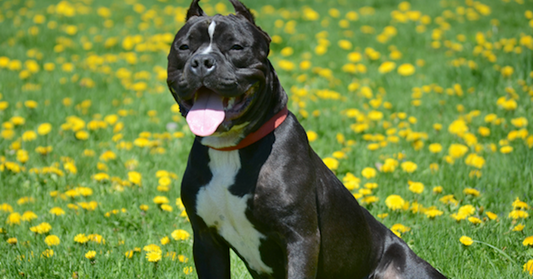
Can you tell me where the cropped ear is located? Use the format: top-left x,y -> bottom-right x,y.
228,0 -> 255,24
228,0 -> 271,44
186,0 -> 206,21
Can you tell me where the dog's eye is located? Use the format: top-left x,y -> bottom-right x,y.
179,44 -> 190,50
231,44 -> 244,50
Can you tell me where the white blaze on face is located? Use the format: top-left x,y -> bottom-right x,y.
201,20 -> 217,54
195,149 -> 273,275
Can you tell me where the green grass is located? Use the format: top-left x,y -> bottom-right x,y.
1,0 -> 533,278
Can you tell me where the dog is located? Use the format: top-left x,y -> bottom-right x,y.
167,0 -> 447,278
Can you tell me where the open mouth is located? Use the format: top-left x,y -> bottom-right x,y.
183,83 -> 258,137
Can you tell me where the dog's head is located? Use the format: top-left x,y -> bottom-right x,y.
167,0 -> 286,141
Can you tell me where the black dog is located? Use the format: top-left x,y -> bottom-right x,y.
167,0 -> 447,278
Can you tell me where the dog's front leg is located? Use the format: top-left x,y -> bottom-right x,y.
192,227 -> 231,279
285,232 -> 320,279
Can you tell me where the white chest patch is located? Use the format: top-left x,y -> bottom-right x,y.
195,149 -> 273,274
201,20 -> 216,54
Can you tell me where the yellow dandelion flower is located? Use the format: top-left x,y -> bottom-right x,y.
385,195 -> 405,211
408,181 -> 424,194
128,171 -> 142,186
74,234 -> 89,244
500,146 -> 513,154
21,211 -> 38,222
378,61 -> 396,74
391,223 -> 411,234
85,250 -> 96,260
7,237 -> 17,244
460,236 -> 474,246
323,157 -> 339,171
37,123 -> 52,135
146,251 -> 162,262
171,229 -> 191,241
361,167 -> 377,179
45,235 -> 60,246
486,211 -> 498,220
424,208 -> 443,218
513,224 -> 525,232
468,217 -> 482,225
513,198 -> 530,210
6,212 -> 22,225
42,249 -> 54,258
306,131 -> 318,142
75,130 -> 89,140
400,161 -> 417,173
432,186 -> 443,193
397,63 -> 415,76
143,244 -> 162,254
125,250 -> 135,259
463,188 -> 480,197
30,222 -> 52,234
525,259 -> 533,275
153,196 -> 169,204
449,144 -> 469,158
161,204 -> 173,212
509,210 -> 529,219
161,236 -> 170,245
428,143 -> 442,153
524,236 -> 533,246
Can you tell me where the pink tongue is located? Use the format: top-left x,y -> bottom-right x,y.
186,89 -> 225,137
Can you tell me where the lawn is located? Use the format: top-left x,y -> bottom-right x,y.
1,0 -> 533,278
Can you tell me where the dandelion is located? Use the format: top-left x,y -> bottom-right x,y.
171,229 -> 190,241
397,63 -> 415,76
378,61 -> 396,74
30,222 -> 52,234
21,211 -> 38,222
460,236 -> 474,246
401,161 -> 417,173
424,208 -> 443,218
74,234 -> 89,244
143,244 -> 162,254
468,217 -> 482,225
361,167 -> 377,179
524,236 -> 533,246
42,249 -> 54,258
500,146 -> 513,154
408,181 -> 424,194
7,237 -> 17,245
128,171 -> 142,186
146,251 -> 162,262
428,143 -> 442,153
45,235 -> 60,246
513,224 -> 525,232
85,250 -> 96,260
161,236 -> 170,245
323,157 -> 339,171
509,210 -> 529,219
449,144 -> 469,158
486,211 -> 498,220
525,260 -> 533,275
385,195 -> 405,211
432,186 -> 443,193
37,123 -> 52,135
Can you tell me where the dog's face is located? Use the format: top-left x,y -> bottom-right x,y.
167,0 -> 271,137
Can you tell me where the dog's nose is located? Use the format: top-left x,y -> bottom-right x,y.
190,54 -> 216,77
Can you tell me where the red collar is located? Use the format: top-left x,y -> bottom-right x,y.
211,106 -> 289,151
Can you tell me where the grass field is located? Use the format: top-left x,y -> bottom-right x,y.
1,0 -> 533,278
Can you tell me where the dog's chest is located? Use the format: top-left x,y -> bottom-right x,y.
195,149 -> 273,274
